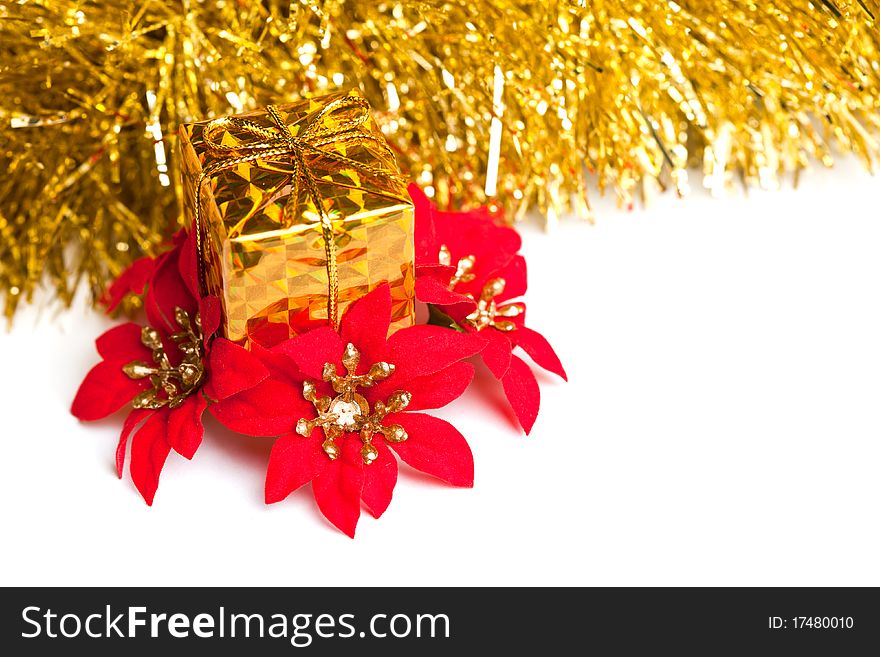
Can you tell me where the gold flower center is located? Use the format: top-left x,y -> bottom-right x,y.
438,245 -> 524,332
122,307 -> 205,409
296,342 -> 411,464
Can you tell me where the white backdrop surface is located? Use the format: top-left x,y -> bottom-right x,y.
2,159 -> 879,586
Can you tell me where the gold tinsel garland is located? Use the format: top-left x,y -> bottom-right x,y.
1,1 -> 878,320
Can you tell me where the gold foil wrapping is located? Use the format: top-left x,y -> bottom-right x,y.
180,92 -> 414,347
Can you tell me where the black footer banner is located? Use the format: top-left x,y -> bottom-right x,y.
2,587 -> 877,653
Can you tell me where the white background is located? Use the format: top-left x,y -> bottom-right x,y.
2,159 -> 879,586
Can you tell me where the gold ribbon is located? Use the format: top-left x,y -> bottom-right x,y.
194,95 -> 399,331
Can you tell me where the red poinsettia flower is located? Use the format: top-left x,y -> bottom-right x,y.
412,184 -> 521,318
410,184 -> 567,434
210,283 -> 484,537
72,229 -> 267,504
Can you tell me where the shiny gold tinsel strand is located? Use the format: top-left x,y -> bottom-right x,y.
1,1 -> 878,320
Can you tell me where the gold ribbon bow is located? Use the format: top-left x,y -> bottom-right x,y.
195,95 -> 400,331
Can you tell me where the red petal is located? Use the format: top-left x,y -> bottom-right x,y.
247,321 -> 297,349
490,224 -> 522,263
501,355 -> 540,434
513,326 -> 567,380
117,408 -> 151,478
388,413 -> 474,487
386,324 -> 484,383
205,338 -> 270,400
312,438 -> 364,537
265,431 -> 327,504
414,267 -> 475,309
166,394 -> 207,459
250,341 -> 303,387
176,228 -> 200,300
340,283 -> 391,365
101,256 -> 156,312
71,360 -> 148,421
361,439 -> 398,518
478,329 -> 513,379
410,183 -> 437,266
209,378 -> 306,436
145,247 -> 197,334
392,362 -> 475,411
276,327 -> 344,380
494,255 -> 527,302
200,295 -> 222,342
415,263 -> 453,280
95,323 -> 151,361
129,408 -> 172,506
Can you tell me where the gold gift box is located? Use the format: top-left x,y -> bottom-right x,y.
179,91 -> 415,347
